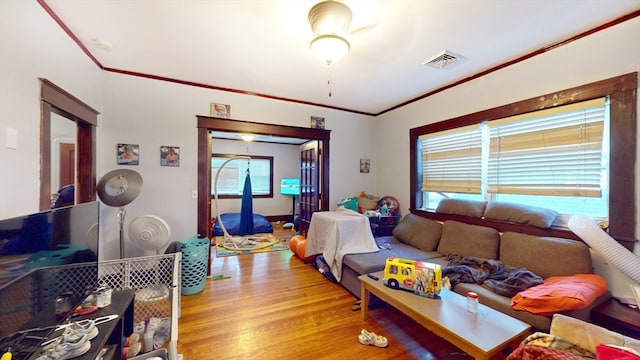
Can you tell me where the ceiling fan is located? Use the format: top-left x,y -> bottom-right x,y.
308,0 -> 376,38
307,1 -> 376,66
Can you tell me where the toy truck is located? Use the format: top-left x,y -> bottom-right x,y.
383,257 -> 442,298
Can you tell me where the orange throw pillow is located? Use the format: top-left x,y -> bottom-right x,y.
511,274 -> 607,315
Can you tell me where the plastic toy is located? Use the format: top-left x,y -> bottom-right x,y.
383,257 -> 442,298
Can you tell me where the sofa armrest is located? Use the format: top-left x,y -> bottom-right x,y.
550,314 -> 640,354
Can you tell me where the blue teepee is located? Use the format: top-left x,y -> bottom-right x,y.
238,171 -> 255,236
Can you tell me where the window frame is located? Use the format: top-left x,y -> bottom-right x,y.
210,153 -> 274,199
409,73 -> 637,250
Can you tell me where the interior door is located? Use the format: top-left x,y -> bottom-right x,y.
59,142 -> 75,189
299,141 -> 321,236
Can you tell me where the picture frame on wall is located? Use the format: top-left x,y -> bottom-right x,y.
311,116 -> 325,129
211,103 -> 231,118
117,143 -> 139,165
160,146 -> 180,167
360,158 -> 370,173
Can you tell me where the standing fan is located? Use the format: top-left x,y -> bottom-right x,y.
97,169 -> 142,258
128,215 -> 171,254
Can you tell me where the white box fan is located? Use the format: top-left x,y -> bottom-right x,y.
128,215 -> 171,254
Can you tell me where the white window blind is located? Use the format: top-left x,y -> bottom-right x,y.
488,97 -> 606,197
420,124 -> 483,194
211,157 -> 271,196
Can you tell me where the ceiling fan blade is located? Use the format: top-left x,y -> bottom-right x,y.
349,23 -> 377,36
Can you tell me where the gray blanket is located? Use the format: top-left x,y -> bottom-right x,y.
443,255 -> 543,297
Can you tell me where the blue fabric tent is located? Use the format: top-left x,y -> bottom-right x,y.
238,172 -> 255,235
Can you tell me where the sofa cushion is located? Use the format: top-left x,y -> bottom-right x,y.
437,221 -> 500,259
483,201 -> 558,228
392,214 -> 442,251
435,199 -> 487,218
500,232 -> 593,278
342,241 -> 442,275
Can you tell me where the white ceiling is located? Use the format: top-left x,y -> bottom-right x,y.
43,0 -> 640,115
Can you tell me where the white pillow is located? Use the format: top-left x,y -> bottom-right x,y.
550,314 -> 640,354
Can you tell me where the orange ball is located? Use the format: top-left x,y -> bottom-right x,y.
295,238 -> 314,263
289,235 -> 304,252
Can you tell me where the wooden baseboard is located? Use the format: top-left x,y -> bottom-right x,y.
266,214 -> 295,223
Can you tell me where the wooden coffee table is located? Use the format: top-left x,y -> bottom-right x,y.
360,271 -> 531,360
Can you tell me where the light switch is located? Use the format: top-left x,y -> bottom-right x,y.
6,127 -> 17,149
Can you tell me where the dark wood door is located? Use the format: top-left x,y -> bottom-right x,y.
59,142 -> 75,189
299,141 -> 321,236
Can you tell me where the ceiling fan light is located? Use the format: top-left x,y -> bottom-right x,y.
310,34 -> 350,65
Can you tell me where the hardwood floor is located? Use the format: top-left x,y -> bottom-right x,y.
177,224 -> 471,359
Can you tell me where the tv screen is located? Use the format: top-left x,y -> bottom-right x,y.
280,178 -> 300,196
0,201 -> 99,344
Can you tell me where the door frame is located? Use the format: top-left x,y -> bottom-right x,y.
196,116 -> 331,241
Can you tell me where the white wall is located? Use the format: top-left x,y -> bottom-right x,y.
0,1 -> 103,219
0,2 -> 376,260
98,73 -> 375,258
375,17 -> 640,299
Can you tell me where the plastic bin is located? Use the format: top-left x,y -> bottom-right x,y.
180,235 -> 210,295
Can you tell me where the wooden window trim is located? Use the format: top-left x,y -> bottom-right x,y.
409,72 -> 638,250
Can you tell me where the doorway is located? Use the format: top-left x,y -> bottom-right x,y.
40,79 -> 99,210
196,116 -> 331,241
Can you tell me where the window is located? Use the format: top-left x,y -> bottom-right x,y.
410,73 -> 636,248
211,154 -> 273,198
421,98 -> 609,223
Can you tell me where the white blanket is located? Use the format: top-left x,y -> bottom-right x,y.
304,210 -> 379,281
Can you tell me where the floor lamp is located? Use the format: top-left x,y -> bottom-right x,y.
96,169 -> 143,259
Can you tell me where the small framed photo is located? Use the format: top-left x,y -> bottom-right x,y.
160,146 -> 180,167
117,143 -> 139,165
211,103 -> 231,118
311,116 -> 325,129
360,158 -> 370,173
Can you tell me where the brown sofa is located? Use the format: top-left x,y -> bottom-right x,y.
340,199 -> 610,332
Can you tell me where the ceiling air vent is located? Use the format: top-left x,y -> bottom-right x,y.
422,50 -> 461,69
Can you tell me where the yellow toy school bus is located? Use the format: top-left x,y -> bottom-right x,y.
383,257 -> 442,298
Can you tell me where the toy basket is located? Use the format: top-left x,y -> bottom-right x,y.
180,235 -> 210,295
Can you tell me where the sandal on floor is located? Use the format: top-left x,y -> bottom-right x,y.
351,300 -> 361,311
358,329 -> 388,348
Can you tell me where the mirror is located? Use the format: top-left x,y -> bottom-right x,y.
39,79 -> 99,211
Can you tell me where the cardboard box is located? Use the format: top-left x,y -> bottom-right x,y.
413,261 -> 442,298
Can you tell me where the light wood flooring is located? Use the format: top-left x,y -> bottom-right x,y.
176,224 -> 472,359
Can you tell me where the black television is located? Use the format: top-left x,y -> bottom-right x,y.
0,201 -> 99,350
